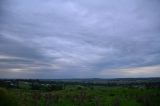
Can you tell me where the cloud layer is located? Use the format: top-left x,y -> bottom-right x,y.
0,0 -> 160,78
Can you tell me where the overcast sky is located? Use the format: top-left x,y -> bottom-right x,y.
0,0 -> 160,79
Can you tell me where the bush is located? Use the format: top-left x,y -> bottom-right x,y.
0,87 -> 18,106
112,97 -> 120,106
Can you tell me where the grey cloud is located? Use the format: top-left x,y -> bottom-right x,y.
0,35 -> 45,60
0,0 -> 160,78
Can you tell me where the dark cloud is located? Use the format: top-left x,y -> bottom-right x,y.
0,0 -> 160,78
0,35 -> 45,60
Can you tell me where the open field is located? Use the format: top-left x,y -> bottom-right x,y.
0,78 -> 160,106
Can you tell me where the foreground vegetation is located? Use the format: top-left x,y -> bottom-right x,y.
0,78 -> 160,106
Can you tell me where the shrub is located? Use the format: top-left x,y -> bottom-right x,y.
112,97 -> 120,106
0,87 -> 18,106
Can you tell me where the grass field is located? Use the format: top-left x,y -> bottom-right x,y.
0,79 -> 160,106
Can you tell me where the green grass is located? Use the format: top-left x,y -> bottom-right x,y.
0,86 -> 160,106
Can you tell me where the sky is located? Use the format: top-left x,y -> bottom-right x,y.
0,0 -> 160,79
